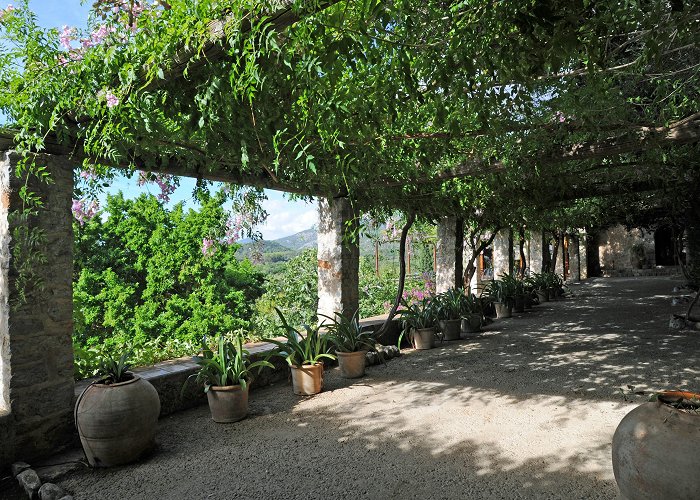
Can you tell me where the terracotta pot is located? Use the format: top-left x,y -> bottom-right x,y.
75,374 -> 160,467
548,287 -> 557,300
206,384 -> 248,423
612,391 -> 700,500
439,319 -> 461,341
290,363 -> 324,395
536,290 -> 549,303
412,327 -> 435,349
524,294 -> 533,309
461,314 -> 482,334
494,302 -> 512,319
336,351 -> 366,378
514,295 -> 525,313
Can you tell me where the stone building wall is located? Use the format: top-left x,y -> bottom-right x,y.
598,224 -> 656,270
0,151 -> 75,467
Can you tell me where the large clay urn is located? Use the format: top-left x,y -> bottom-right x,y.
75,374 -> 161,467
612,391 -> 700,499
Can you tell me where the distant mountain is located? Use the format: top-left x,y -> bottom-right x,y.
274,227 -> 317,251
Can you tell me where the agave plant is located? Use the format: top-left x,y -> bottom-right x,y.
482,276 -> 516,305
319,309 -> 376,353
191,333 -> 274,392
98,349 -> 133,384
268,308 -> 336,367
434,288 -> 466,321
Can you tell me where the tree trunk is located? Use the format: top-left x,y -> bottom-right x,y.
518,226 -> 526,279
378,213 -> 416,336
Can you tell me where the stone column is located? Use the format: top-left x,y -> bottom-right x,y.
492,230 -> 510,278
579,229 -> 588,279
529,230 -> 543,275
317,197 -> 359,322
436,217 -> 463,293
569,234 -> 581,282
1,151 -> 74,465
469,252 -> 483,294
555,235 -> 565,275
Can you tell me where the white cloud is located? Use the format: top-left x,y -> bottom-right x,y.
258,198 -> 318,240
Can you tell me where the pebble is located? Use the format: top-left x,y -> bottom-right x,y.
39,483 -> 66,500
17,469 -> 41,499
11,461 -> 31,478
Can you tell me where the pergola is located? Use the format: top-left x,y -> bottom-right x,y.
1,0 -> 699,468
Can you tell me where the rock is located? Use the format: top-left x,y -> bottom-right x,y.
58,497 -> 74,500
17,469 -> 41,499
365,352 -> 377,366
11,461 -> 31,477
39,483 -> 66,500
669,314 -> 686,330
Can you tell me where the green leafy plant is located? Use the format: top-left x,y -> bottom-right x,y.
482,276 -> 516,305
463,292 -> 484,317
268,308 -> 336,367
320,309 -> 376,353
434,288 -> 466,321
189,332 -> 274,392
97,349 -> 133,384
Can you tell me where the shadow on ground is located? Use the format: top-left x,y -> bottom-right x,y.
57,277 -> 697,500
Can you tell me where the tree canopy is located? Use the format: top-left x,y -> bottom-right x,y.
1,0 -> 699,230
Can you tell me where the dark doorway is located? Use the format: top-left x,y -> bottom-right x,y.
655,225 -> 676,266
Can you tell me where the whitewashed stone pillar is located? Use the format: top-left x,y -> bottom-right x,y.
469,253 -> 483,294
317,197 -> 359,322
569,234 -> 581,282
1,151 -> 74,466
436,217 -> 463,293
492,230 -> 510,278
555,236 -> 565,275
579,229 -> 588,279
529,230 -> 543,275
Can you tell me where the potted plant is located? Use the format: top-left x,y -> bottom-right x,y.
461,293 -> 484,334
612,390 -> 700,499
529,273 -> 549,303
434,288 -> 465,341
188,333 -> 274,423
75,350 -> 161,467
513,276 -> 526,313
397,297 -> 438,350
269,308 -> 336,395
483,276 -> 515,319
320,309 -> 377,378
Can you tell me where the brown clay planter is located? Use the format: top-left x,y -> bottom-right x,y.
493,302 -> 512,319
75,374 -> 161,467
206,384 -> 249,423
336,351 -> 366,378
290,363 -> 324,395
612,390 -> 700,500
439,319 -> 461,341
514,295 -> 525,313
412,327 -> 435,350
461,314 -> 482,335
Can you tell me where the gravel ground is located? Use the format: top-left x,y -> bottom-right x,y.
58,277 -> 699,500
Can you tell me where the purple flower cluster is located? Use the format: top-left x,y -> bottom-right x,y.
79,169 -> 98,182
137,171 -> 176,202
72,199 -> 99,225
201,238 -> 216,257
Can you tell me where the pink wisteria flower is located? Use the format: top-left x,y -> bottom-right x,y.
79,169 -> 98,182
0,4 -> 15,22
59,25 -> 75,50
71,199 -> 99,225
98,90 -> 120,108
201,238 -> 216,257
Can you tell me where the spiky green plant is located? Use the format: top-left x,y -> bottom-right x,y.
319,309 -> 376,353
268,308 -> 336,367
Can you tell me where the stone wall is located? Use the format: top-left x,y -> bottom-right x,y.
317,197 -> 359,321
1,152 -> 75,467
599,224 -> 656,270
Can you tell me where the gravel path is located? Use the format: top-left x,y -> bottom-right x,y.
59,277 -> 699,500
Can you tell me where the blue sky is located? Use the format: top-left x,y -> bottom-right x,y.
29,0 -> 318,240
